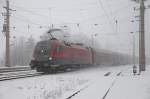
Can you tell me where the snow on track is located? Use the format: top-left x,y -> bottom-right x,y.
0,70 -> 42,81
70,65 -> 150,99
70,69 -> 125,99
106,65 -> 150,99
0,66 -> 31,73
0,65 -> 132,99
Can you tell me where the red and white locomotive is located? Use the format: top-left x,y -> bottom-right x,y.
30,29 -> 95,72
30,38 -> 94,72
30,29 -> 131,72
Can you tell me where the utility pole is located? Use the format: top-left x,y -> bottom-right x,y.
130,32 -> 136,67
139,0 -> 145,72
3,0 -> 15,67
4,0 -> 10,67
133,34 -> 136,67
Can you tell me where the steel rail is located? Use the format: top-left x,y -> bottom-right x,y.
64,68 -> 129,99
0,66 -> 31,73
0,71 -> 42,81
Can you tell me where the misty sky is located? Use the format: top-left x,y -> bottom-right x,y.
0,0 -> 150,60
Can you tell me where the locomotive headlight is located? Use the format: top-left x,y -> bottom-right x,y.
49,57 -> 52,60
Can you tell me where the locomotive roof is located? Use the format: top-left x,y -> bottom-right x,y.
58,40 -> 89,50
69,43 -> 89,49
38,39 -> 90,50
47,28 -> 62,33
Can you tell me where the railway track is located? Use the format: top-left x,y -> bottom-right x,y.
0,65 -> 93,81
0,70 -> 42,81
0,66 -> 43,81
64,67 -> 129,99
64,83 -> 91,99
0,66 -> 31,73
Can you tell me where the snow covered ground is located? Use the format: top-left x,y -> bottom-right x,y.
0,65 -> 149,99
71,65 -> 150,99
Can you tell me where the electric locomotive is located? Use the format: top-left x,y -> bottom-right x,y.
30,29 -> 93,72
30,28 -> 132,72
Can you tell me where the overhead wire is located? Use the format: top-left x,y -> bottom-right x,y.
97,0 -> 117,33
79,3 -> 132,23
10,3 -> 132,31
8,0 -> 134,32
10,1 -> 130,22
11,15 -> 48,28
10,3 -> 67,26
10,3 -> 50,19
9,1 -> 130,22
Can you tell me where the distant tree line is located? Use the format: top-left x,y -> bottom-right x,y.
10,36 -> 36,66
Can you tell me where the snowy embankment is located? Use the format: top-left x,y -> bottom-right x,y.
1,65 -> 149,99
71,65 -> 150,99
0,65 -> 123,99
106,65 -> 150,99
0,74 -> 90,99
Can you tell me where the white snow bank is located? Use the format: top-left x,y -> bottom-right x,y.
0,75 -> 89,99
1,65 -> 147,99
71,65 -> 150,99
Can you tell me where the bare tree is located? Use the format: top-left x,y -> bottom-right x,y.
10,36 -> 35,66
24,36 -> 35,65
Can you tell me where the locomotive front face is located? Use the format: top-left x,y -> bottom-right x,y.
34,40 -> 50,61
31,40 -> 52,68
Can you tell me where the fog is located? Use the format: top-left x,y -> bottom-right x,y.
0,0 -> 150,63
